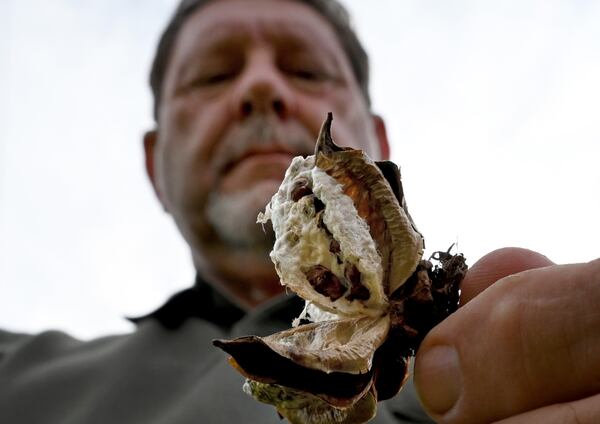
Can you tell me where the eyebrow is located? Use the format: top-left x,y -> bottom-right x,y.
193,19 -> 343,62
171,17 -> 348,87
172,25 -> 246,82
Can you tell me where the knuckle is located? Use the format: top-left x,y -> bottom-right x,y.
561,402 -> 584,424
584,258 -> 600,282
488,292 -> 525,335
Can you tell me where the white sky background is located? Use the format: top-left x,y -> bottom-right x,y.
1,0 -> 598,340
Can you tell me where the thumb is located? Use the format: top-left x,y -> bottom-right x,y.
413,247 -> 563,423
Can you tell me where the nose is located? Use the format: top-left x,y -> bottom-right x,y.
232,51 -> 293,120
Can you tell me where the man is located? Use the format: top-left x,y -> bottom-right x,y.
142,0 -> 390,312
1,0 -> 599,423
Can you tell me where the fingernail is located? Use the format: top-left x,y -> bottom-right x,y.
416,345 -> 462,416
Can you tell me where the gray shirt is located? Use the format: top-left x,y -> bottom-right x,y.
0,281 -> 433,423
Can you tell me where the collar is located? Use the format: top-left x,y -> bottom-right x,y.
128,274 -> 246,330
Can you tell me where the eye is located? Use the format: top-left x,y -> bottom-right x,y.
279,52 -> 334,86
288,68 -> 325,81
193,71 -> 236,87
185,56 -> 243,89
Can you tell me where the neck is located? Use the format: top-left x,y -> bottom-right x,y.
193,245 -> 283,311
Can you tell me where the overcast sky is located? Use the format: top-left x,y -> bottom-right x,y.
1,0 -> 599,340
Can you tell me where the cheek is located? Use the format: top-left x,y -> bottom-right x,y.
295,90 -> 377,156
166,93 -> 222,141
157,98 -> 231,208
154,136 -> 194,211
341,107 -> 378,154
293,89 -> 351,137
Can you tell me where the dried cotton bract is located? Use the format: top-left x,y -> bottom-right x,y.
214,113 -> 467,424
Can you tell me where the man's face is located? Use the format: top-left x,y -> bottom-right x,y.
146,0 -> 388,262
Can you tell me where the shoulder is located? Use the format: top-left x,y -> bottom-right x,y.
0,328 -> 34,357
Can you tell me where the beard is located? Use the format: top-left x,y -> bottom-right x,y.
204,115 -> 315,252
205,184 -> 276,251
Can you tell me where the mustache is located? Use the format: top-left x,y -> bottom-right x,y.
212,116 -> 316,176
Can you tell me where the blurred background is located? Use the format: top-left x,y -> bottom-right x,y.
1,0 -> 598,339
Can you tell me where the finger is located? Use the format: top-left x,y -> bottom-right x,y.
414,258 -> 600,424
493,392 -> 600,424
460,247 -> 554,304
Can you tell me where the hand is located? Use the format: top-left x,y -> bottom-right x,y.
414,247 -> 600,423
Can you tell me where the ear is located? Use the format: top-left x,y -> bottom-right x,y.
372,114 -> 390,160
143,129 -> 167,210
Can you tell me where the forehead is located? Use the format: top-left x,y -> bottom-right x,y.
173,0 -> 348,61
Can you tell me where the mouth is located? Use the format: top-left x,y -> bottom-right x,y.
222,147 -> 302,176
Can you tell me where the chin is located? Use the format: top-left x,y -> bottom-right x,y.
250,178 -> 284,203
206,183 -> 278,249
